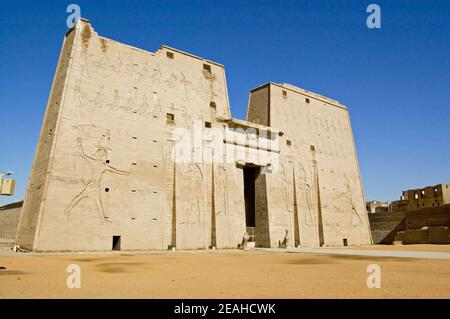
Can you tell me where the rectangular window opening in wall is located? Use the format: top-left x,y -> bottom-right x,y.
105,188 -> 110,192
286,139 -> 292,146
310,145 -> 315,151
210,101 -> 216,108
166,113 -> 175,122
203,63 -> 211,73
166,51 -> 174,59
282,90 -> 287,98
205,121 -> 212,128
305,98 -> 310,104
112,236 -> 121,251
106,160 -> 110,164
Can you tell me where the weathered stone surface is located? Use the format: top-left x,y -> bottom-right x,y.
391,183 -> 450,212
15,19 -> 372,251
369,204 -> 450,244
395,226 -> 450,245
0,201 -> 22,242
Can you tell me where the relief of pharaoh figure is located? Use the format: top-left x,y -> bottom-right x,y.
64,124 -> 130,221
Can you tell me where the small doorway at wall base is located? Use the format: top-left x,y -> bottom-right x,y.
343,238 -> 348,247
112,236 -> 121,251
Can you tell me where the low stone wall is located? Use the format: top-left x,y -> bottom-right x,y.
405,206 -> 450,229
397,226 -> 450,244
0,201 -> 23,242
368,212 -> 406,244
369,204 -> 450,244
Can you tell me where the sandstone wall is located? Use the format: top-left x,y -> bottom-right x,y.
0,202 -> 22,242
369,205 -> 450,244
247,83 -> 372,247
16,19 -> 372,251
16,19 -> 245,251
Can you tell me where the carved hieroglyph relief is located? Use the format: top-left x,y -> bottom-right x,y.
179,163 -> 205,226
64,125 -> 130,221
296,162 -> 316,227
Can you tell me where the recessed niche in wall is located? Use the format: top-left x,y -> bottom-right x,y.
203,63 -> 211,73
166,51 -> 174,59
167,113 -> 175,122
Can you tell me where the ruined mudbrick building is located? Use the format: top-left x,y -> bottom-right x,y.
390,184 -> 450,213
15,19 -> 372,251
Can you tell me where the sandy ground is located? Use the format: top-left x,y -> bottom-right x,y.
1,246 -> 449,298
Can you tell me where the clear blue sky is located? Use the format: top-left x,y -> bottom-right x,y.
0,0 -> 449,206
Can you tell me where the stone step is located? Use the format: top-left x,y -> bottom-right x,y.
0,242 -> 13,248
244,241 -> 256,250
